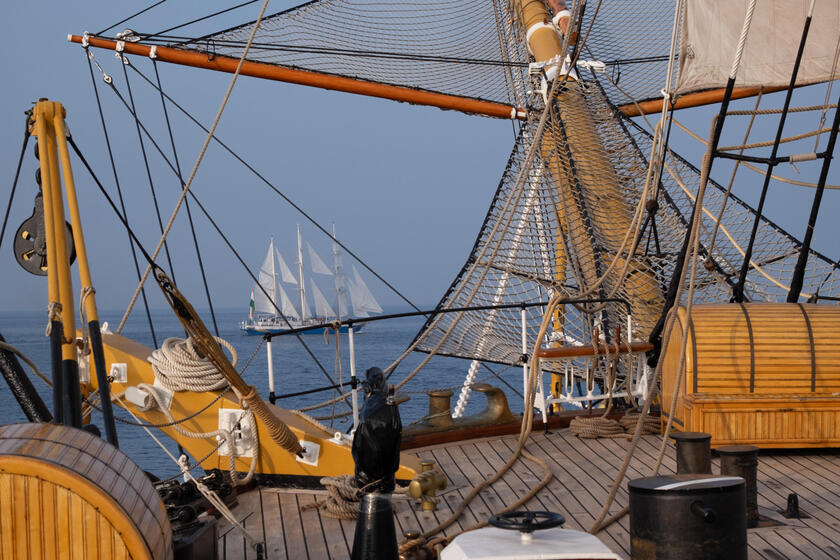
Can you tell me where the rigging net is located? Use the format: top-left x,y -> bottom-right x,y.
411,75 -> 840,374
160,0 -> 530,108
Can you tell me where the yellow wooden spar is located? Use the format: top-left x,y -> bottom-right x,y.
29,99 -> 420,482
511,2 -> 663,405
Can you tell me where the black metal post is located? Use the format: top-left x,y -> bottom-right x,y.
671,432 -> 712,474
732,11 -> 814,302
787,93 -> 840,302
49,319 -> 64,422
88,320 -> 118,446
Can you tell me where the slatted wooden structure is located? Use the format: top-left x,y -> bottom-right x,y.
0,423 -> 172,560
217,429 -> 840,559
662,303 -> 840,447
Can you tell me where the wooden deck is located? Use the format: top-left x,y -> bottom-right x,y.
217,430 -> 840,559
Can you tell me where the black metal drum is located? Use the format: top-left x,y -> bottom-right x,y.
629,474 -> 746,560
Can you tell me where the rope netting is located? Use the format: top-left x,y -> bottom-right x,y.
412,76 -> 840,384
578,0 -> 680,107
165,0 -> 530,107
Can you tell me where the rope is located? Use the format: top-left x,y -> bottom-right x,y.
151,58 -> 220,336
0,341 -> 52,387
0,125 -> 30,252
671,117 -> 840,190
148,336 -> 236,392
118,0 -> 272,333
80,55 -> 345,397
84,49 -> 158,348
113,392 -> 262,549
124,60 -> 423,314
303,474 -> 411,520
569,415 -> 627,439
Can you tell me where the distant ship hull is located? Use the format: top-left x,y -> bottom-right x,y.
240,320 -> 364,335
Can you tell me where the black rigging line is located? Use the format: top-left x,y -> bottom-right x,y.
125,60 -> 424,314
732,11 -> 814,303
119,57 -> 178,286
90,67 -> 342,393
152,59 -> 220,337
96,0 -> 167,36
141,0 -> 260,41
85,51 -> 158,347
0,122 -> 30,251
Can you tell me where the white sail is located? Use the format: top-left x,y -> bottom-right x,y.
308,242 -> 333,275
332,231 -> 350,320
274,247 -> 298,284
349,265 -> 382,316
677,0 -> 840,94
310,280 -> 336,318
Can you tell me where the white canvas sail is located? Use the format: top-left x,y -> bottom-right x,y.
349,265 -> 382,316
310,280 -> 336,318
332,233 -> 350,320
677,0 -> 840,94
252,281 -> 300,320
307,242 -> 333,275
274,247 -> 298,284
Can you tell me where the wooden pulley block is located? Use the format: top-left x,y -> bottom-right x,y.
13,192 -> 75,276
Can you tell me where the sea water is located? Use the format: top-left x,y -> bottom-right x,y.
0,306 -> 526,478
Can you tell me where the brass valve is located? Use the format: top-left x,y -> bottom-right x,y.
408,459 -> 447,511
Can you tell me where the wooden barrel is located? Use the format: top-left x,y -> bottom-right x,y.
0,423 -> 172,559
663,303 -> 840,395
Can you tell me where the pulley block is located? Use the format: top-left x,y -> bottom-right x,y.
13,192 -> 75,276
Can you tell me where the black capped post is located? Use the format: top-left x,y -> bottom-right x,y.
351,367 -> 402,560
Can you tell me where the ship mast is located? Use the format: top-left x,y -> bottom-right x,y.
297,225 -> 308,321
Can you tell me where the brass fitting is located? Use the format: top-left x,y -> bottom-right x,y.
409,459 -> 447,511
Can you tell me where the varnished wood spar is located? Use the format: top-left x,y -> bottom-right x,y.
617,85 -> 790,116
538,341 -> 653,359
68,35 -> 526,120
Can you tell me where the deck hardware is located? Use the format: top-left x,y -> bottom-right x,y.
717,445 -> 760,527
109,362 -> 127,383
670,431 -> 712,474
408,459 -> 447,512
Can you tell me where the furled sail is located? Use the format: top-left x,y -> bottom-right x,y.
676,0 -> 840,95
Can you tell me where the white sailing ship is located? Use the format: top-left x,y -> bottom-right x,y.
240,225 -> 382,335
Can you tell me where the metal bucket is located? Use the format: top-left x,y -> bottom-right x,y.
629,474 -> 746,560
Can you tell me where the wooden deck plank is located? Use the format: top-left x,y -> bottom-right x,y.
278,491 -> 309,559
217,432 -> 840,560
296,494 -> 331,560
258,490 -> 287,560
523,434 -> 630,557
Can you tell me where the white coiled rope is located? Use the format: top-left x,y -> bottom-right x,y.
148,337 -> 237,392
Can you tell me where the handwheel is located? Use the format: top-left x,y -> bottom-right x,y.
488,510 -> 565,533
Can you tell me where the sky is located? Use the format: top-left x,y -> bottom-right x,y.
0,1 -> 838,330
0,0 -> 515,322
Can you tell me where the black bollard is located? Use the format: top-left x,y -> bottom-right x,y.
670,432 -> 712,474
717,445 -> 760,528
351,367 -> 402,560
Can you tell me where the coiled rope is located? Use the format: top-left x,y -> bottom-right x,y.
149,336 -> 236,392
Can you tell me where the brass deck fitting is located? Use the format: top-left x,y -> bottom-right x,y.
409,459 -> 447,511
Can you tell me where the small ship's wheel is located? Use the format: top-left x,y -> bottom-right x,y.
488,510 -> 565,533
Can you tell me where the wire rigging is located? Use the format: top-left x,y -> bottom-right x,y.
76,59 -> 345,396
0,123 -> 30,252
85,50 -> 158,347
95,0 -> 167,36
123,58 -> 424,315
152,59 -> 221,337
